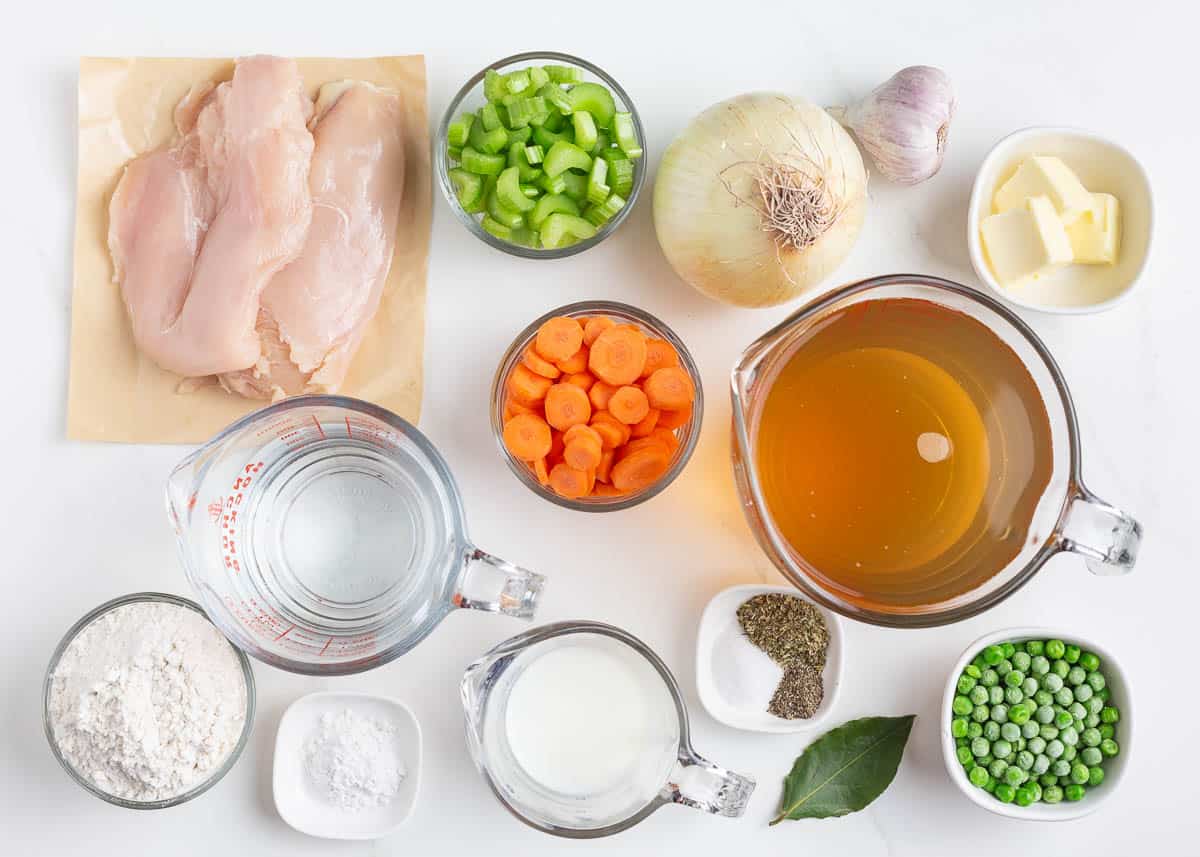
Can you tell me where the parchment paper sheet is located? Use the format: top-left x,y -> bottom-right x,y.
67,56 -> 430,443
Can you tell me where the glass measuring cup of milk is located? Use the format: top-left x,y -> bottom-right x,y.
167,395 -> 545,675
461,621 -> 755,837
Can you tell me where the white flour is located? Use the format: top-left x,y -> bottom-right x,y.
304,708 -> 407,810
48,601 -> 247,802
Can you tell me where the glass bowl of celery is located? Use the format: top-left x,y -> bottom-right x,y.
437,51 -> 646,258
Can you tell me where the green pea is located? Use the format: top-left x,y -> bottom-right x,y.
1042,673 -> 1063,693
1001,642 -> 1016,658
1100,738 -> 1119,757
1079,652 -> 1100,671
1070,762 -> 1089,784
1039,724 -> 1059,741
1054,688 -> 1075,707
967,721 -> 983,739
1101,706 -> 1120,725
978,754 -> 994,766
1026,780 -> 1043,802
1000,722 -> 1020,742
1015,737 -> 1026,752
1085,713 -> 1100,729
1074,683 -> 1093,703
952,695 -> 973,716
1015,750 -> 1035,771
983,644 -> 1004,665
1081,727 -> 1101,747
1004,687 -> 1024,705
1064,644 -> 1081,664
995,660 -> 1013,678
969,765 -> 989,788
1087,696 -> 1104,715
989,759 -> 1008,778
1004,669 -> 1025,688
994,739 -> 1013,759
1063,744 -> 1077,762
965,664 -> 982,679
1021,721 -> 1039,739
1015,786 -> 1036,807
969,685 -> 989,705
1008,703 -> 1031,725
1045,639 -> 1066,659
1069,702 -> 1087,721
1067,666 -> 1087,686
980,668 -> 999,687
983,776 -> 997,794
1099,724 -> 1114,740
1080,747 -> 1102,766
994,783 -> 1016,803
973,704 -> 990,722
1052,659 -> 1070,679
1097,687 -> 1110,702
1021,677 -> 1039,697
1088,766 -> 1105,787
1030,655 -> 1050,676
989,686 -> 1005,705
1043,785 -> 1064,803
951,717 -> 969,738
984,721 -> 1000,741
1012,651 -> 1031,672
1046,739 -> 1064,759
1052,759 -> 1071,777
1087,672 -> 1106,692
972,654 -> 987,670
1036,704 -> 1055,724
956,745 -> 973,765
971,737 -> 991,757
1026,640 -> 1045,657
991,704 -> 1009,723
1004,765 -> 1026,787
1033,754 -> 1050,775
1064,784 -> 1086,802
1055,709 -> 1074,729
1028,736 -> 1046,754
957,737 -> 968,748
1040,773 -> 1058,787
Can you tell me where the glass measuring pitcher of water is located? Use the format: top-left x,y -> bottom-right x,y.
167,395 -> 545,675
461,621 -> 755,838
732,274 -> 1141,628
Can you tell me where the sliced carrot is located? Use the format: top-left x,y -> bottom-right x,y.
544,383 -> 592,431
608,386 -> 650,425
547,430 -> 565,465
592,482 -> 623,497
522,347 -> 561,380
548,462 -> 589,499
504,396 -> 538,421
611,446 -> 671,493
582,315 -> 615,346
655,404 -> 692,430
591,410 -> 632,446
555,346 -> 589,375
564,371 -> 595,391
563,424 -> 602,448
588,380 -> 617,411
651,427 -> 681,453
630,408 -> 660,438
535,316 -> 584,363
596,448 -> 615,483
588,325 -> 648,386
564,435 -> 602,471
619,435 -> 670,460
643,366 -> 695,411
508,363 -> 553,406
503,414 -> 552,461
533,457 -> 550,486
641,338 -> 681,378
583,466 -> 597,495
588,416 -> 625,450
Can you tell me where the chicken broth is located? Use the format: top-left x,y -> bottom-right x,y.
755,298 -> 1054,610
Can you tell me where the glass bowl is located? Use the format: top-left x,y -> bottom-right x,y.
43,592 -> 256,809
437,51 -> 647,259
491,300 -> 703,512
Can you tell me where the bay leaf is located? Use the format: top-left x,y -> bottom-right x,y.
771,714 -> 916,824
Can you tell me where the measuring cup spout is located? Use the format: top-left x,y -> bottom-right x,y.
453,547 -> 545,619
165,451 -> 205,539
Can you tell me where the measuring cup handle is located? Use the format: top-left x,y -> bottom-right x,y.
664,751 -> 755,818
453,547 -> 545,619
1059,485 -> 1141,575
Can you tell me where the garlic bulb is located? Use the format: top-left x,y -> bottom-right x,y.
830,66 -> 955,185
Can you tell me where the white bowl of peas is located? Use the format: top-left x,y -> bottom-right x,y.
941,628 -> 1130,820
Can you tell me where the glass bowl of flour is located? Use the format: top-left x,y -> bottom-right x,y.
42,592 -> 255,809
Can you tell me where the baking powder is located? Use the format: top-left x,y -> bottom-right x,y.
48,600 -> 247,802
304,708 -> 407,810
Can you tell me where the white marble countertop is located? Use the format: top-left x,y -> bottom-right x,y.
2,1 -> 1193,854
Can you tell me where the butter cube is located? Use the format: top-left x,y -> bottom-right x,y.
994,156 -> 1095,224
1066,193 -> 1121,265
981,195 -> 1074,287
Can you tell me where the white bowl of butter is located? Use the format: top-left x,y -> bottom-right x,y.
968,127 -> 1153,313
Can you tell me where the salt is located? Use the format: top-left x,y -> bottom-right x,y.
303,708 -> 407,811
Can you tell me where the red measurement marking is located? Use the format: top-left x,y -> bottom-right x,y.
273,625 -> 295,641
311,415 -> 326,439
345,416 -> 353,438
319,637 -> 333,656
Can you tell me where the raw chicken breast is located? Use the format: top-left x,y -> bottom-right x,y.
109,56 -> 314,378
219,81 -> 406,399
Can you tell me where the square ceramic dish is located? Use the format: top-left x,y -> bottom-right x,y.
941,627 -> 1131,820
696,584 -> 843,733
967,126 -> 1153,313
273,691 -> 422,839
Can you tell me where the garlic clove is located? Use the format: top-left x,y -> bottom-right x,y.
833,66 -> 956,185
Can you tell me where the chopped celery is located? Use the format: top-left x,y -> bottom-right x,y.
538,172 -> 568,195
508,126 -> 532,145
590,131 -> 610,157
542,109 -> 566,133
599,147 -> 627,162
524,144 -> 545,164
560,170 -> 588,203
586,157 -> 611,205
481,214 -> 513,241
486,186 -> 526,228
530,193 -> 581,230
449,168 -> 484,210
461,146 -> 506,176
565,83 -> 616,128
505,69 -> 532,95
607,157 -> 634,197
479,103 -> 503,132
533,124 -> 573,150
583,193 -> 626,226
537,83 -> 574,115
484,69 -> 507,102
464,174 -> 495,214
468,118 -> 508,155
448,112 -> 474,148
520,184 -> 540,198
613,112 -> 642,159
544,64 -> 583,84
497,166 -> 536,213
510,226 -> 540,248
447,146 -> 462,163
507,142 -> 542,182
528,66 -> 550,90
506,95 -> 548,129
544,141 -> 592,177
572,111 -> 598,153
540,212 -> 597,249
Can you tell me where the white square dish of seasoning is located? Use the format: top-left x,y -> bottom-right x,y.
695,584 -> 843,733
273,691 -> 422,840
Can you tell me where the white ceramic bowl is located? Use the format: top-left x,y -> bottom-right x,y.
696,584 -> 843,733
941,627 -> 1131,821
273,691 -> 422,839
967,126 -> 1153,314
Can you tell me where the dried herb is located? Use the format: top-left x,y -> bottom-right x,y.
737,593 -> 830,719
771,715 -> 916,824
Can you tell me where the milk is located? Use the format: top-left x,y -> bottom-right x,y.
503,640 -> 680,802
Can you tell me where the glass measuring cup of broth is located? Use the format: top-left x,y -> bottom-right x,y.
461,621 -> 755,838
167,396 -> 545,675
731,274 -> 1141,628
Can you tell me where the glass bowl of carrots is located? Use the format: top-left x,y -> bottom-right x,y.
437,51 -> 646,258
491,300 -> 703,511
